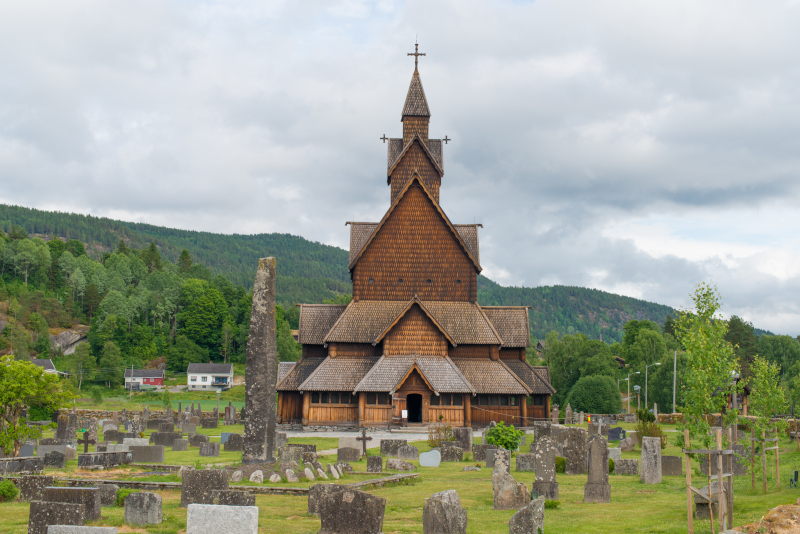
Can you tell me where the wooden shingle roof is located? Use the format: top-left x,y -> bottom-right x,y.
324,300 -> 408,344
299,356 -> 379,392
388,135 -> 444,177
277,357 -> 325,391
450,358 -> 532,395
354,356 -> 474,394
388,138 -> 403,170
424,301 -> 502,345
428,139 -> 443,170
347,223 -> 379,265
298,304 -> 347,345
481,307 -> 530,347
402,71 -> 430,117
453,225 -> 480,264
277,362 -> 295,384
503,360 -> 555,395
388,137 -> 443,172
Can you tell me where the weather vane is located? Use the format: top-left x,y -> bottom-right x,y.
408,42 -> 425,73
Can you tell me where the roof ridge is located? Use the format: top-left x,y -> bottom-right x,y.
322,299 -> 358,344
442,356 -> 476,395
497,359 -> 534,395
402,71 -> 430,118
475,304 -> 504,345
374,298 -> 456,346
388,133 -> 443,177
352,355 -> 388,394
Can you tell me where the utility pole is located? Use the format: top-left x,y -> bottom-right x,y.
672,350 -> 677,414
129,364 -> 133,402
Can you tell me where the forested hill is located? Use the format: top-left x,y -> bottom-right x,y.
2,203 -> 687,342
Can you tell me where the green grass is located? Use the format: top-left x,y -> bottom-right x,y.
5,425 -> 799,533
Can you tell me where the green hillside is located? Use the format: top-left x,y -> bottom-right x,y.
0,203 -> 690,342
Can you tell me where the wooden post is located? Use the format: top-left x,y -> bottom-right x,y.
464,397 -> 472,428
762,430 -> 768,494
716,429 -> 726,533
685,428 -> 693,534
775,426 -> 781,491
276,393 -> 284,424
302,392 -> 310,426
521,396 -> 528,428
726,427 -> 733,528
751,428 -> 756,492
358,392 -> 366,428
545,396 -> 551,422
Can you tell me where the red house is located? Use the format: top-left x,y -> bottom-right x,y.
124,369 -> 165,389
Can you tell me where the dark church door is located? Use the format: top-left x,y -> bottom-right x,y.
407,394 -> 423,423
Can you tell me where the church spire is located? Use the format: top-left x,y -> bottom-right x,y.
402,43 -> 430,119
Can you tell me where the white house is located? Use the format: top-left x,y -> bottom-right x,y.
187,363 -> 234,391
124,369 -> 165,389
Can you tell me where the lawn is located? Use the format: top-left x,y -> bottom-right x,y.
2,424 -> 799,533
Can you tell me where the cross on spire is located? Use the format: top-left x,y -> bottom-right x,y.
408,43 -> 426,73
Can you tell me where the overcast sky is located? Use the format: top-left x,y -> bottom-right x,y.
2,1 -> 799,335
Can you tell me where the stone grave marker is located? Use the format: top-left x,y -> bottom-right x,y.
661,455 -> 682,476
183,423 -> 197,435
337,447 -> 360,463
367,456 -> 382,473
124,492 -> 163,525
186,503 -> 258,534
386,458 -> 416,471
419,450 -> 441,468
578,411 -> 585,424
471,444 -> 493,462
422,490 -> 468,534
564,427 -> 588,475
199,442 -> 220,457
105,444 -> 130,453
515,453 -> 535,472
583,435 -> 611,503
620,437 -> 636,452
19,443 -> 35,457
440,445 -> 463,462
96,483 -> 119,507
130,445 -> 165,464
159,422 -> 174,433
55,415 -> 73,440
551,404 -> 560,423
220,432 -> 232,444
380,439 -> 407,457
149,432 -> 182,447
308,483 -> 348,516
122,438 -> 149,447
615,458 -> 639,475
509,496 -> 545,534
564,403 -> 573,425
189,434 -> 209,447
181,469 -> 229,507
223,434 -> 243,452
640,436 -> 662,484
18,475 -> 56,501
201,418 -> 218,429
318,488 -> 385,534
492,457 -> 530,510
453,427 -> 473,454
397,444 -> 419,460
43,486 -> 101,521
532,435 -> 558,500
608,427 -> 626,442
27,501 -> 86,534
44,451 -> 66,469
213,490 -> 255,507
609,447 -> 622,463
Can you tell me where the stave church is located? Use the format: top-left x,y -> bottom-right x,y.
276,46 -> 555,428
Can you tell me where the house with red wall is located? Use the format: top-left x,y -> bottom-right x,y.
124,369 -> 165,389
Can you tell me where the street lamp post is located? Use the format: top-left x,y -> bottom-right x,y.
627,371 -> 640,414
645,362 -> 661,411
634,385 -> 641,411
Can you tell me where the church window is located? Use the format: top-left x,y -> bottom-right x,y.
533,396 -> 544,406
490,395 -> 500,406
398,278 -> 403,284
456,279 -> 461,284
442,394 -> 451,406
510,396 -> 517,406
369,278 -> 374,284
479,396 -> 489,406
470,396 -> 478,406
430,395 -> 439,406
312,392 -> 319,403
378,393 -> 390,404
426,279 -> 431,284
500,395 -> 509,406
330,392 -> 340,404
367,393 -> 377,404
321,392 -> 329,404
453,395 -> 462,406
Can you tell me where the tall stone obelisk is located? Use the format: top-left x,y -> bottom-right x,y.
242,257 -> 277,464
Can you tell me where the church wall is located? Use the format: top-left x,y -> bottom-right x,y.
328,343 -> 381,358
499,348 -> 526,361
278,392 -> 302,422
353,185 -> 477,301
389,142 -> 441,203
449,345 -> 492,358
302,345 -> 327,358
382,305 -> 448,356
402,117 -> 429,144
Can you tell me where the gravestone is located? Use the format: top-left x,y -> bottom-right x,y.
249,470 -> 263,483
224,434 -> 243,452
220,432 -> 232,444
583,435 -> 611,503
564,427 -> 588,475
380,439 -> 407,457
43,486 -> 101,521
440,446 -> 463,462
189,434 -> 209,447
422,489 -> 468,534
172,439 -> 189,451
452,427 -> 473,454
130,445 -> 164,464
122,438 -> 149,447
77,451 -> 132,469
471,444 -> 493,462
186,503 -> 258,534
564,403 -> 573,425
337,447 -> 360,463
640,437 -> 662,484
181,469 -> 229,507
532,435 -> 558,500
661,455 -> 682,476
149,432 -> 182,447
419,450 -> 441,468
55,415 -> 73,440
96,483 -> 119,506
27,501 -> 85,534
588,420 -> 609,438
102,422 -> 118,433
20,443 -> 35,457
199,442 -> 220,457
146,420 -> 163,431
509,495 -> 545,534
578,411 -> 585,424
386,458 -> 416,471
490,448 -> 510,472
694,481 -> 727,520
515,453 -> 535,472
159,422 -> 174,433
213,490 -> 255,507
609,447 -> 622,463
492,461 -> 530,510
608,427 -> 626,442
317,488 -> 386,534
242,257 -> 278,465
44,451 -> 66,469
397,444 -> 419,460
327,463 -> 340,480
105,444 -> 130,453
615,458 -> 639,475
182,423 -> 197,435
620,437 -> 636,452
303,467 -> 316,481
201,419 -> 218,429
43,527 -> 116,533
700,443 -> 748,476
308,483 -> 348,516
367,456 -> 383,473
481,421 -> 497,444
102,430 -> 119,443
551,405 -> 559,423
18,475 -> 56,501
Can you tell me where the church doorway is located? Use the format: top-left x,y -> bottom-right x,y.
406,394 -> 423,423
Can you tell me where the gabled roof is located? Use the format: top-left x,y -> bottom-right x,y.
387,137 -> 443,172
277,357 -> 325,391
124,369 -> 164,379
349,175 -> 481,271
533,366 -> 551,385
277,362 -> 296,384
374,299 -> 455,346
481,307 -> 530,347
503,360 -> 556,395
354,356 -> 475,394
388,138 -> 403,170
453,225 -> 480,263
348,221 -> 479,266
450,358 -> 532,395
298,356 -> 379,392
428,139 -> 443,170
402,71 -> 430,117
187,363 -> 233,375
323,299 -> 502,346
298,304 -> 348,345
31,359 -> 56,372
387,134 -> 444,177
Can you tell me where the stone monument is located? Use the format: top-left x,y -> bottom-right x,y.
583,434 -> 611,503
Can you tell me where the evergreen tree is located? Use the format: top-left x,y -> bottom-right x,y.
178,249 -> 193,273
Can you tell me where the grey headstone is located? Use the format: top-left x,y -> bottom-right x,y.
620,437 -> 636,452
318,488 -> 386,534
386,458 -> 416,471
492,469 -> 530,510
440,446 -> 463,462
509,496 -> 545,534
515,453 -> 535,472
181,469 -> 229,507
583,435 -> 610,503
159,422 -> 174,433
379,439 -> 407,457
20,443 -> 35,457
18,475 -> 57,501
422,489 -> 468,534
27,501 -> 85,534
122,438 -> 149,447
452,427 -> 473,454
640,437 -> 662,484
471,444 -> 492,462
130,445 -> 164,464
367,456 -> 383,473
337,447 -> 360,463
532,435 -> 558,500
608,427 -> 626,442
95,484 -> 118,507
609,447 -> 622,463
186,503 -> 258,534
419,450 -> 441,467
182,423 -> 197,435
564,427 -> 588,475
43,486 -> 101,521
44,451 -> 66,469
149,432 -> 182,447
484,448 -> 498,468
615,458 -> 639,475
338,437 -> 360,450
242,257 -> 278,465
37,444 -> 67,458
105,444 -> 130,453
308,483 -> 347,516
199,442 -> 220,457
172,439 -> 188,451
212,490 -> 255,507
662,455 -> 682,476
189,434 -> 209,447
46,527 -> 117,533
220,432 -> 232,444
223,434 -> 243,452
397,444 -> 419,460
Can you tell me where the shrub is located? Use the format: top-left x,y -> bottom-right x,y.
635,420 -> 667,449
608,458 -> 615,474
486,422 -> 525,451
0,480 -> 19,502
544,500 -> 560,509
90,386 -> 104,405
27,404 -> 52,421
427,423 -> 454,448
116,489 -> 139,507
555,456 -> 565,474
566,375 -> 622,414
637,409 -> 655,423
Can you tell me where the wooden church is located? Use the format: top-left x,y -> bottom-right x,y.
277,47 -> 554,428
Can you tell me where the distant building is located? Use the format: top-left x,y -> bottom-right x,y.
187,363 -> 234,391
31,358 -> 57,373
124,369 -> 165,389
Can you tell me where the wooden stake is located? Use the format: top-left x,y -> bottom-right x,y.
762,430 -> 768,494
751,428 -> 756,492
717,429 -> 726,532
726,427 -> 733,528
775,426 -> 780,491
685,428 -> 693,534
